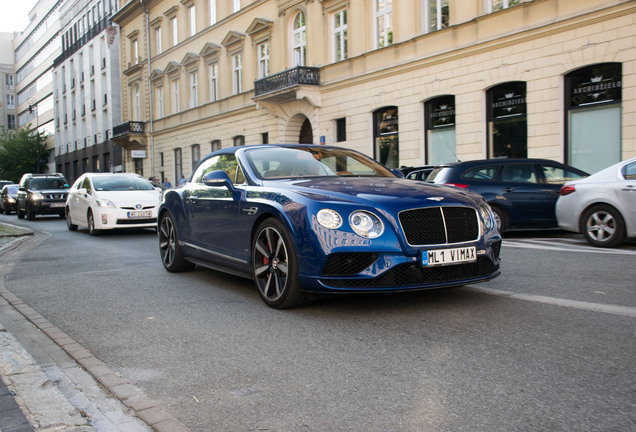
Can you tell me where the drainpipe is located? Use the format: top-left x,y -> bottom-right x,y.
141,0 -> 155,179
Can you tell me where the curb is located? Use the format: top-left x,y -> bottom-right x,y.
0,228 -> 190,432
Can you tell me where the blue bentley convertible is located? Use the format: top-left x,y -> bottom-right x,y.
158,144 -> 502,308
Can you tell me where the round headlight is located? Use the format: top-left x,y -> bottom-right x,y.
317,209 -> 343,229
480,204 -> 496,232
349,211 -> 384,239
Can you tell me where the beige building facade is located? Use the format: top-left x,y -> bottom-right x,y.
112,0 -> 635,184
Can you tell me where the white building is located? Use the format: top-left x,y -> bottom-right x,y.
13,0 -> 62,174
53,0 -> 122,183
0,32 -> 16,132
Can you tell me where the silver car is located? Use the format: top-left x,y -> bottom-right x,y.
556,157 -> 636,247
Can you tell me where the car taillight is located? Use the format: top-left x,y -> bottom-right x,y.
445,183 -> 469,189
559,185 -> 576,196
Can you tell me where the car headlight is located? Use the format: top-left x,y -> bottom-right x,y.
29,192 -> 43,201
480,204 -> 496,232
7,197 -> 15,203
317,209 -> 343,229
95,198 -> 116,208
349,211 -> 384,239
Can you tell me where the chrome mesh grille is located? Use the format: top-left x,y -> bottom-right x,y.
398,206 -> 479,246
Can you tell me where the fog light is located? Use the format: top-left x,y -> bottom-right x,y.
101,215 -> 108,224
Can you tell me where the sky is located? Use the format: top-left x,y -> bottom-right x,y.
0,0 -> 39,33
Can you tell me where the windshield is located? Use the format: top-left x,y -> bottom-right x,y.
246,146 -> 395,179
5,185 -> 18,194
92,175 -> 155,191
30,178 -> 68,190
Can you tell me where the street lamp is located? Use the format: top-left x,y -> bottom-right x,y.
27,97 -> 40,174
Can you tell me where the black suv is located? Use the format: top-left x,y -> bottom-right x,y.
16,173 -> 70,220
427,159 -> 588,231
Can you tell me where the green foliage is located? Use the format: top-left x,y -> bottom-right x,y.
0,125 -> 50,182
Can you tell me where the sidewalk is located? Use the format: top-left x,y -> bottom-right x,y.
0,221 -> 188,432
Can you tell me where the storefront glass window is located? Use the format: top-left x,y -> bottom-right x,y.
374,106 -> 399,168
487,82 -> 527,158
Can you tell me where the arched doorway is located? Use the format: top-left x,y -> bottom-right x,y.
299,118 -> 313,144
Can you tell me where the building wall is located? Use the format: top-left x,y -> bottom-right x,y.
0,32 -> 17,132
112,0 -> 635,183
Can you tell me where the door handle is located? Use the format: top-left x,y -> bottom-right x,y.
502,187 -> 515,192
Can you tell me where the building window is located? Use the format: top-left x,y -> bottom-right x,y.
155,27 -> 162,55
172,79 -> 180,113
333,9 -> 348,61
209,0 -> 216,24
5,74 -> 14,89
232,53 -> 242,95
375,0 -> 393,48
426,0 -> 449,32
208,63 -> 218,102
565,63 -> 622,173
174,148 -> 183,184
233,135 -> 245,146
191,144 -> 201,169
211,139 -> 221,151
189,72 -> 198,108
133,84 -> 141,120
489,0 -> 521,13
292,12 -> 306,66
258,42 -> 270,78
132,39 -> 139,64
232,0 -> 240,13
156,86 -> 164,118
261,132 -> 269,144
335,118 -> 346,142
189,5 -> 196,36
7,114 -> 15,130
374,106 -> 399,168
6,94 -> 15,107
487,82 -> 527,158
425,95 -> 456,165
171,17 -> 178,46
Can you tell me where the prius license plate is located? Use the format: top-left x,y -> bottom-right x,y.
421,246 -> 476,267
127,210 -> 151,218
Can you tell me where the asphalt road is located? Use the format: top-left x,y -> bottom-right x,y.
2,213 -> 635,432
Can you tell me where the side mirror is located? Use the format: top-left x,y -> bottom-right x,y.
77,188 -> 88,195
202,170 -> 234,189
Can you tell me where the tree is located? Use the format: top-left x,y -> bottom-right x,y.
0,125 -> 50,182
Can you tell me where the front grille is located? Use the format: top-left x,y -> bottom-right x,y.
322,253 -> 379,276
116,218 -> 157,225
120,206 -> 156,210
43,193 -> 67,200
320,257 -> 498,289
399,206 -> 479,246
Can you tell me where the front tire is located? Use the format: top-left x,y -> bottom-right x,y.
26,204 -> 35,220
252,218 -> 308,309
66,208 -> 78,231
491,205 -> 507,232
581,204 -> 625,248
159,212 -> 194,272
87,211 -> 101,236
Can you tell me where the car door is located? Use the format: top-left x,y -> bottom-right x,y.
539,163 -> 588,225
183,154 -> 250,264
70,176 -> 93,225
617,161 -> 636,229
496,163 -> 550,227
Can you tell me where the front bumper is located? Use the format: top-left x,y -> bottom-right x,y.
93,207 -> 158,230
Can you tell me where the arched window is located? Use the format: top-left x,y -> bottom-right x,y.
425,95 -> 456,164
487,82 -> 527,158
191,144 -> 201,169
374,106 -> 399,168
292,12 -> 306,66
565,63 -> 622,173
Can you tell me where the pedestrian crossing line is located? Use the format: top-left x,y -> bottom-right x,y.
468,286 -> 636,318
502,240 -> 636,255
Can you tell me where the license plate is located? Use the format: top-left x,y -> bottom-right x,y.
421,246 -> 476,267
127,210 -> 152,218
50,203 -> 65,208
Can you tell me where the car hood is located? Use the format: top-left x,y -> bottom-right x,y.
270,177 -> 483,208
95,190 -> 161,206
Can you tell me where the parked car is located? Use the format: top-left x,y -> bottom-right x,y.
16,173 -> 70,220
158,144 -> 502,309
556,157 -> 636,248
426,158 -> 588,231
0,184 -> 19,214
399,165 -> 435,181
66,173 -> 162,236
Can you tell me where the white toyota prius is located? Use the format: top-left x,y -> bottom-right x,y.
66,173 -> 162,236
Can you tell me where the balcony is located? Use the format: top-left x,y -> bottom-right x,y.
253,67 -> 321,107
112,121 -> 146,149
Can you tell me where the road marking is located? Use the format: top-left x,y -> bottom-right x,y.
468,286 -> 636,318
503,239 -> 636,255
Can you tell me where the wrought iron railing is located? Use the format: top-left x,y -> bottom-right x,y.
113,121 -> 145,137
254,66 -> 320,97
